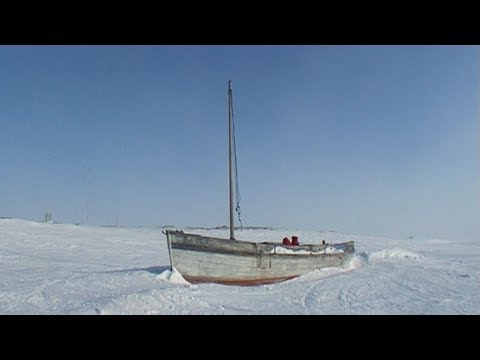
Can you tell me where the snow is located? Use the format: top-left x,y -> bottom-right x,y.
325,246 -> 344,254
157,267 -> 190,285
0,218 -> 478,314
366,248 -> 424,264
272,245 -> 344,255
273,247 -> 310,254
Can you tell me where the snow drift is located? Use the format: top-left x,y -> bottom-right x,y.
0,219 -> 478,314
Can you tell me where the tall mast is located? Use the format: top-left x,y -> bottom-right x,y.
228,80 -> 235,240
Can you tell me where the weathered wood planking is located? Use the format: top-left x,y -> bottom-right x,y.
165,230 -> 355,286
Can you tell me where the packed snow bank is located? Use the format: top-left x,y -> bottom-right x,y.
366,248 -> 424,264
342,254 -> 365,270
157,267 -> 190,285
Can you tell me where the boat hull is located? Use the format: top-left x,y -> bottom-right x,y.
166,230 -> 355,286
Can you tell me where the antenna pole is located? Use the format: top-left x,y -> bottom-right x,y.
228,80 -> 235,240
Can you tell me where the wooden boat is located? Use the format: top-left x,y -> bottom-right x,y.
165,81 -> 355,286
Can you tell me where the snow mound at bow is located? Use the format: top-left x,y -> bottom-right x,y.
157,267 -> 190,285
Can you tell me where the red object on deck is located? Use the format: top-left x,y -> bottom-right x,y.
282,237 -> 291,245
291,236 -> 299,246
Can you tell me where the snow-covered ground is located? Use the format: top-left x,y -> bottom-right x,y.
0,218 -> 478,314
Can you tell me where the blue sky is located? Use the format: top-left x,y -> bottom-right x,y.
0,45 -> 478,240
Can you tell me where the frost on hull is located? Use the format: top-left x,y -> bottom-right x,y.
165,230 -> 355,286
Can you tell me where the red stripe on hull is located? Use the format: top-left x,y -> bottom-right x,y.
183,275 -> 298,286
